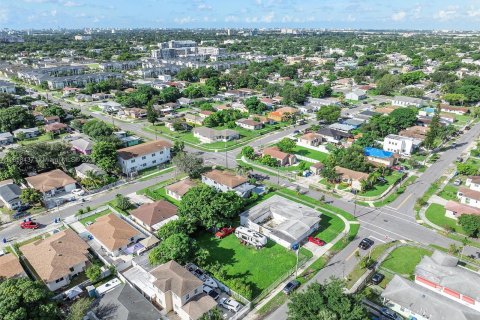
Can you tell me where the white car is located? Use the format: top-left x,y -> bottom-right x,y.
220,298 -> 242,312
71,188 -> 85,196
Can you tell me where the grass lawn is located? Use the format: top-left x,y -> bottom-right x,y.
18,133 -> 57,146
79,209 -> 111,225
380,246 -> 432,277
196,233 -> 302,299
438,184 -> 458,201
314,211 -> 346,243
144,187 -> 181,206
292,146 -> 329,162
89,106 -> 102,112
359,172 -> 403,197
425,203 -> 465,234
257,292 -> 288,316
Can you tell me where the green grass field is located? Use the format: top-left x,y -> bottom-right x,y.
438,184 -> 459,201
359,172 -> 403,197
144,187 -> 181,206
314,212 -> 346,243
79,209 -> 111,225
196,233 -> 304,299
380,246 -> 432,277
292,146 -> 329,162
425,203 -> 465,234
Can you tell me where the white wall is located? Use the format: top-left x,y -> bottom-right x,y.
119,148 -> 171,174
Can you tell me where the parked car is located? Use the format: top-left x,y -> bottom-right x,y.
308,236 -> 326,246
453,179 -> 462,186
12,210 -> 30,220
358,238 -> 374,250
220,298 -> 242,312
215,227 -> 235,239
203,286 -> 220,300
380,307 -> 402,320
371,273 -> 385,285
20,221 -> 39,229
71,188 -> 85,196
282,280 -> 300,294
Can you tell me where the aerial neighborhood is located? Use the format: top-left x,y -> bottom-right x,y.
1,5 -> 480,320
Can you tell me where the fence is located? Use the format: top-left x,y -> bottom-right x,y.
67,206 -> 109,223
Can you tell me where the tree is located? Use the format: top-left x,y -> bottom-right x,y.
149,233 -> 202,265
156,219 -> 188,240
199,308 -> 223,320
309,84 -> 332,98
172,151 -> 204,178
241,146 -> 255,160
458,214 -> 480,237
146,105 -> 157,125
115,194 -> 132,211
85,264 -> 102,282
172,140 -> 185,155
321,166 -> 340,182
0,278 -> 60,320
82,119 -> 113,139
0,106 -> 35,132
0,93 -> 15,108
276,138 -> 296,153
244,97 -> 268,114
456,163 -> 478,176
42,105 -> 67,120
376,74 -> 401,95
91,141 -> 118,173
443,93 -> 466,105
260,154 -> 279,167
20,188 -> 42,207
67,298 -> 92,320
281,83 -> 307,105
287,278 -> 368,320
178,185 -> 245,231
424,106 -> 441,149
389,108 -> 418,130
316,105 -> 341,124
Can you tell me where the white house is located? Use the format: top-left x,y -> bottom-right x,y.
25,169 -> 77,197
345,89 -> 367,101
465,176 -> 480,192
201,169 -> 255,198
391,96 -> 424,108
0,183 -> 22,210
117,140 -> 172,175
0,80 -> 16,94
193,127 -> 239,143
235,118 -> 263,130
13,127 -> 40,139
457,187 -> 480,209
0,132 -> 14,146
383,134 -> 415,156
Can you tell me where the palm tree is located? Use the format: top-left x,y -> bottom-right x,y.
235,164 -> 253,177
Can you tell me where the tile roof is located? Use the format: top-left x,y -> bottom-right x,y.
117,140 -> 172,160
87,214 -> 140,252
202,169 -> 247,188
263,146 -> 289,161
21,229 -> 89,282
165,179 -> 196,197
459,187 -> 480,201
182,293 -> 218,320
151,260 -> 203,296
445,201 -> 480,216
131,200 -> 177,227
335,166 -> 369,181
25,169 -> 76,193
0,253 -> 25,279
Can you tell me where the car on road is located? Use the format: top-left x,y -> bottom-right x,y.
282,280 -> 300,294
453,179 -> 462,186
203,286 -> 220,300
308,236 -> 326,246
371,273 -> 385,285
220,298 -> 242,312
20,221 -> 39,229
71,188 -> 85,196
358,238 -> 374,250
215,227 -> 235,239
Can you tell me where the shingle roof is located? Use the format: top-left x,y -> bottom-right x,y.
0,254 -> 25,279
151,260 -> 203,297
263,146 -> 289,161
117,140 -> 172,160
21,229 -> 89,282
459,187 -> 480,201
25,169 -> 76,193
335,166 -> 369,181
165,179 -> 196,198
87,214 -> 140,252
202,169 -> 247,188
182,293 -> 218,320
131,200 -> 177,227
0,183 -> 21,202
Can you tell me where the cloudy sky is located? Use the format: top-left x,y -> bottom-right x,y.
2,0 -> 480,30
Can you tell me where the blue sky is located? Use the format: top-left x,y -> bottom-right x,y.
2,0 -> 480,30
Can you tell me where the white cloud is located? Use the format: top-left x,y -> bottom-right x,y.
174,16 -> 197,24
197,3 -> 212,11
434,6 -> 458,21
467,7 -> 480,18
392,11 -> 406,21
63,1 -> 82,7
225,15 -> 239,22
0,9 -> 8,23
245,16 -> 259,23
50,9 -> 57,17
261,11 -> 275,23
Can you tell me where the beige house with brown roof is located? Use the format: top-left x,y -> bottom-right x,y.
298,132 -> 323,147
131,200 -> 178,232
117,140 -> 172,175
150,260 -> 217,320
21,229 -> 90,291
87,214 -> 143,257
201,169 -> 255,198
335,166 -> 369,191
0,253 -> 26,280
25,169 -> 77,196
165,178 -> 197,201
262,146 -> 297,166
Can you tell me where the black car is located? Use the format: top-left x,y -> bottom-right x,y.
358,238 -> 374,250
380,307 -> 402,320
282,280 -> 300,294
208,289 -> 220,300
371,273 -> 385,285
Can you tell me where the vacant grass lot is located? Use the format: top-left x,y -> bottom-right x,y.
425,203 -> 465,234
380,246 -> 432,277
79,209 -> 111,225
292,146 -> 329,162
196,233 -> 303,299
359,171 -> 403,197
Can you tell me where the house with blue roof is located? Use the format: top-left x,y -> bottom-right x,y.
364,147 -> 396,167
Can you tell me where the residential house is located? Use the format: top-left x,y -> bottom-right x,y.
231,102 -> 249,113
44,122 -> 68,134
364,147 -> 396,167
185,113 -> 204,126
457,187 -> 480,209
44,116 -> 61,124
329,123 -> 355,133
177,97 -> 193,106
0,132 -> 14,146
317,127 -> 352,144
25,169 -> 77,197
87,213 -> 143,257
392,96 -> 424,108
31,100 -> 48,109
445,201 -> 480,220
260,97 -> 276,108
466,176 -> 480,191
0,254 -> 26,280
345,89 -> 367,101
235,118 -> 263,130
70,138 -> 93,155
165,178 -> 197,201
202,169 -> 255,198
117,140 -> 172,175
399,125 -> 428,141
33,112 -> 45,122
354,110 -> 380,121
0,80 -> 16,94
383,134 -> 416,156
193,127 -> 239,143
0,183 -> 22,210
199,110 -> 214,119
334,166 -> 369,191
114,131 -> 142,147
375,106 -> 398,115
310,162 -> 324,175
124,108 -> 147,119
75,163 -> 105,180
267,106 -> 299,122
262,146 -> 297,166
298,132 -> 323,147
343,118 -> 364,129
440,105 -> 468,115
13,127 -> 40,139
21,229 -> 90,291
297,104 -> 316,114
131,200 -> 178,232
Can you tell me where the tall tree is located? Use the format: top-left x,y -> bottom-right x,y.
316,105 -> 341,124
172,151 -> 204,179
91,141 -> 119,173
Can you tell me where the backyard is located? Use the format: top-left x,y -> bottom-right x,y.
196,233 -> 311,299
424,203 -> 465,234
292,145 -> 329,162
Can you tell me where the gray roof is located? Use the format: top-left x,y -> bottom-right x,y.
193,127 -> 238,139
328,123 -> 355,132
415,250 -> 480,301
344,118 -> 364,126
70,138 -> 93,151
0,80 -> 14,87
13,127 -> 39,134
93,283 -> 162,320
241,194 -> 321,244
0,184 -> 21,202
382,275 -> 480,320
393,95 -> 423,104
0,132 -> 13,139
75,163 -> 105,176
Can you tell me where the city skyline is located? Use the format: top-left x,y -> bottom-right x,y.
2,0 -> 480,30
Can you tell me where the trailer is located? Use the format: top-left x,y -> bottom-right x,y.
235,226 -> 267,249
